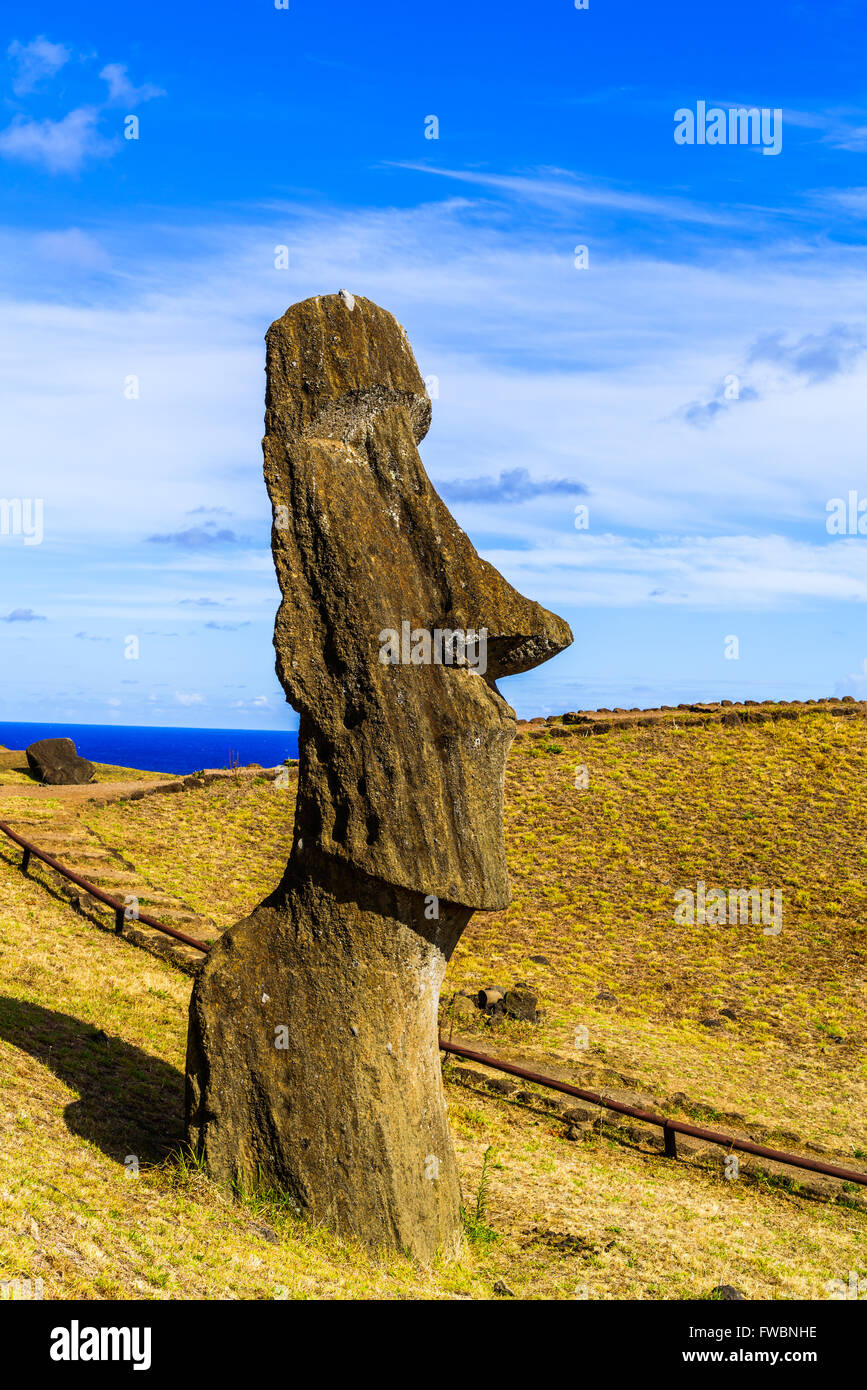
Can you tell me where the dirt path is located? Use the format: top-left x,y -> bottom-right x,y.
0,781 -> 161,804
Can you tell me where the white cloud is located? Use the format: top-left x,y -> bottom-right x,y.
390,162 -> 741,227
8,36 -> 70,95
34,227 -> 111,269
99,62 -> 165,106
0,107 -> 114,174
481,532 -> 867,613
175,691 -> 205,706
2,196 -> 867,625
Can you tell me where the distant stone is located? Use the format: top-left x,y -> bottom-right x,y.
450,993 -> 478,1024
485,1076 -> 516,1096
493,1278 -> 516,1297
721,711 -> 741,727
711,1284 -> 747,1301
504,987 -> 539,1023
25,737 -> 94,786
563,1106 -> 595,1125
719,1007 -> 738,1020
251,1223 -> 280,1244
528,954 -> 551,965
595,988 -> 618,1004
701,1016 -> 725,1028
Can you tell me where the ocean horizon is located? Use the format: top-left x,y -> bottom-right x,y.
0,722 -> 300,777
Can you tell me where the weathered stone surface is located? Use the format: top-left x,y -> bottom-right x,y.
25,737 -> 94,786
261,292 -> 571,910
186,292 -> 572,1261
504,986 -> 539,1022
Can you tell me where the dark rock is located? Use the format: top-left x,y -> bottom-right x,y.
493,1278 -> 515,1297
701,1016 -> 725,1028
719,1007 -> 738,1020
595,988 -> 618,1004
251,1223 -> 280,1244
711,1285 -> 747,1301
504,987 -> 539,1022
485,1076 -> 516,1096
528,954 -> 551,965
538,1095 -> 563,1111
449,993 -> 478,1024
451,1067 -> 489,1087
25,737 -> 94,786
185,292 -> 572,1263
721,711 -> 741,727
562,1106 -> 595,1125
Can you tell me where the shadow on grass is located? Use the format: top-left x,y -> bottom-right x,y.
0,995 -> 184,1165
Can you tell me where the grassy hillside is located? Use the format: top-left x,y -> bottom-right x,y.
0,705 -> 865,1299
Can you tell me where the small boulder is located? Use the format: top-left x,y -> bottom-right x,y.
562,1106 -> 595,1125
26,737 -> 94,786
504,987 -> 539,1023
449,992 -> 479,1024
711,1284 -> 747,1301
485,1076 -> 516,1096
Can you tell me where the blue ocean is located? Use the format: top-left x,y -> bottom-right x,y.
0,722 -> 299,777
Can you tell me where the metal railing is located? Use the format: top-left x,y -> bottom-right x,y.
0,819 -> 212,953
1,818 -> 865,1189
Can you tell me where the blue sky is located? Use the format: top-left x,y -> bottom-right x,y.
2,0 -> 867,728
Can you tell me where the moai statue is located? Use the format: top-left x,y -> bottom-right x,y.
185,292 -> 572,1260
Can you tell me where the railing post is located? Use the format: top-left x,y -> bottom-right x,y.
21,847 -> 31,875
115,906 -> 126,935
663,1122 -> 678,1159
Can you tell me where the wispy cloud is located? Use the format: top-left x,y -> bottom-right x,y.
0,45 -> 164,175
784,104 -> 867,152
748,325 -> 867,383
0,107 -> 113,174
391,162 -> 739,227
147,525 -> 243,548
99,62 -> 165,107
437,467 -> 587,504
7,36 -> 70,95
681,377 -> 760,428
3,608 -> 46,622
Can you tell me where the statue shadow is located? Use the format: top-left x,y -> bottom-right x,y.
0,996 -> 185,1166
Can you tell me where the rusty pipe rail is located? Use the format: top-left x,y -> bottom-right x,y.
0,819 -> 212,954
439,1041 -> 867,1187
1,819 -> 864,1188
